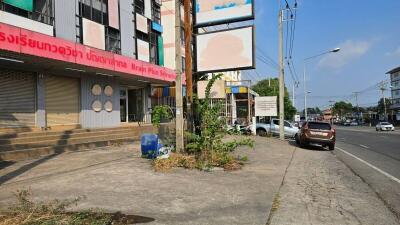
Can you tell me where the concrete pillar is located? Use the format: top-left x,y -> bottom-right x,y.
36,73 -> 46,128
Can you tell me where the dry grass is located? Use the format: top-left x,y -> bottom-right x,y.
0,190 -> 134,225
153,153 -> 197,172
153,152 -> 246,172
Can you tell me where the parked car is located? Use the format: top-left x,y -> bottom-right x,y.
256,119 -> 299,138
296,121 -> 336,150
343,120 -> 351,126
350,121 -> 358,126
375,122 -> 395,131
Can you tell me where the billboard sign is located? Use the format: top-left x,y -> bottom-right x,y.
195,0 -> 254,27
255,96 -> 277,117
0,22 -> 177,82
4,0 -> 33,12
196,26 -> 254,73
197,80 -> 226,99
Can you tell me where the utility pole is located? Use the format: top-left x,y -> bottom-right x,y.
303,63 -> 307,121
183,0 -> 193,131
278,8 -> 285,141
380,81 -> 388,121
175,0 -> 184,152
292,84 -> 295,107
183,0 -> 192,103
353,91 -> 360,120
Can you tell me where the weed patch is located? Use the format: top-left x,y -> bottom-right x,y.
0,190 -> 136,225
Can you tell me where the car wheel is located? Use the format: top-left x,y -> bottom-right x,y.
328,144 -> 335,150
256,128 -> 267,137
295,134 -> 300,144
299,139 -> 306,148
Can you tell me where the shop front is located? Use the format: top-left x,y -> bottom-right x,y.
0,22 -> 176,130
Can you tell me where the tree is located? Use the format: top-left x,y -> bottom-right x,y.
252,78 -> 297,120
302,107 -> 322,115
332,101 -> 353,118
377,98 -> 391,115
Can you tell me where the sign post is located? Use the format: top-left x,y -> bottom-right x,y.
255,96 -> 278,117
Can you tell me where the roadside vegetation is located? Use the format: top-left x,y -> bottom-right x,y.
153,74 -> 254,172
0,190 -> 134,225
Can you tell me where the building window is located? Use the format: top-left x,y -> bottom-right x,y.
0,0 -> 54,26
76,0 -> 121,53
106,27 -> 121,54
135,0 -> 145,15
152,0 -> 161,24
79,0 -> 108,25
180,26 -> 185,45
149,32 -> 158,64
182,56 -> 186,71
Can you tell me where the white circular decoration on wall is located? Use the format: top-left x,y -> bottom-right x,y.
104,85 -> 113,97
91,84 -> 102,96
92,100 -> 102,112
104,100 -> 113,112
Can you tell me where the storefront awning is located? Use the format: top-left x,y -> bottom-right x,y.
0,22 -> 176,83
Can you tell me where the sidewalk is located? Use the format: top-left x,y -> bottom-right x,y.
268,142 -> 399,225
0,137 -> 294,225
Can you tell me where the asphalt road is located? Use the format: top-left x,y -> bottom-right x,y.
333,126 -> 400,218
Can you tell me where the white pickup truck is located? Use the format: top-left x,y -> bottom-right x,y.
256,119 -> 299,138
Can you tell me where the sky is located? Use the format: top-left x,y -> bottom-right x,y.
244,0 -> 400,111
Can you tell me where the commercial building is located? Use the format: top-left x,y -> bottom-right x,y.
387,66 -> 400,120
0,0 -> 175,130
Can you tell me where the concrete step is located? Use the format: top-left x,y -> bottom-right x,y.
0,126 -> 144,139
0,129 -> 140,145
0,137 -> 137,161
0,131 -> 139,152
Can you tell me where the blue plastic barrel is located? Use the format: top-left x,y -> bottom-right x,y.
141,134 -> 159,159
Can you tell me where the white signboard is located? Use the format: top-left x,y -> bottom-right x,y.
136,13 -> 148,34
255,96 -> 277,117
82,18 -> 105,50
294,114 -> 301,122
137,39 -> 150,62
195,0 -> 254,26
196,26 -> 254,73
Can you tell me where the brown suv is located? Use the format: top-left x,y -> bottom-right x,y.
296,121 -> 336,150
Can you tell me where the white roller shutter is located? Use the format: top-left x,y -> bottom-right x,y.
45,75 -> 80,126
0,69 -> 36,128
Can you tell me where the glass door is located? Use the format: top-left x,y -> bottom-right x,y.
120,88 -> 128,122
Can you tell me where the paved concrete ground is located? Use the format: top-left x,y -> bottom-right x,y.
269,141 -> 399,225
0,137 -> 294,225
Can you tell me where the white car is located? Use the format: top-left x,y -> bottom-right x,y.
376,122 -> 395,131
256,119 -> 299,138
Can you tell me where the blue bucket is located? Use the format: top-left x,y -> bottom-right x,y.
141,134 -> 159,159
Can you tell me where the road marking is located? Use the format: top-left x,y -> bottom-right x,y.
359,144 -> 369,149
336,147 -> 400,184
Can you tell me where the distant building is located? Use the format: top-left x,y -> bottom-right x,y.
386,67 -> 400,119
323,109 -> 333,121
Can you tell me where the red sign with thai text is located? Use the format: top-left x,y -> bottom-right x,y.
0,22 -> 176,82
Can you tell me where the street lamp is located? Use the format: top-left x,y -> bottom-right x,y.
303,48 -> 341,121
